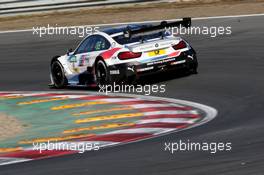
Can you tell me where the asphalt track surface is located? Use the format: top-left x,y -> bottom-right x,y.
0,16 -> 264,174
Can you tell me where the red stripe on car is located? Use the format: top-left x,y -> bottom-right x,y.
100,48 -> 121,59
168,51 -> 181,57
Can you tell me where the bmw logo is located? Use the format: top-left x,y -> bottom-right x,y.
155,43 -> 159,47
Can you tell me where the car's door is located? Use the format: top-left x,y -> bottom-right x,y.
67,35 -> 96,74
68,35 -> 111,74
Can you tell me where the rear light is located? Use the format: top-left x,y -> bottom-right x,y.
172,40 -> 187,50
118,51 -> 142,60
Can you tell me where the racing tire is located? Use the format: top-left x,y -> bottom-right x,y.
189,61 -> 198,74
187,56 -> 198,74
51,60 -> 67,88
96,60 -> 112,85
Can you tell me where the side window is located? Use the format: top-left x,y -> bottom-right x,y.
75,36 -> 95,54
75,35 -> 110,54
92,35 -> 111,51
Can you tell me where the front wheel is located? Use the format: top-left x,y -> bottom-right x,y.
51,60 -> 67,88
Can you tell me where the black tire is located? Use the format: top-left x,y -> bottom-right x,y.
51,60 -> 67,88
187,56 -> 198,74
95,60 -> 111,85
192,59 -> 198,74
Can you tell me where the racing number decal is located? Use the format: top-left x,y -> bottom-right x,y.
148,49 -> 166,57
68,55 -> 79,73
79,55 -> 89,66
68,55 -> 89,73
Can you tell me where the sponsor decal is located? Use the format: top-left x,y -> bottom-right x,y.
147,57 -> 175,66
170,60 -> 186,65
127,66 -> 135,72
137,66 -> 154,72
110,70 -> 120,75
142,55 -> 168,64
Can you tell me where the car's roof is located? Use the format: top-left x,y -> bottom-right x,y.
102,24 -> 152,35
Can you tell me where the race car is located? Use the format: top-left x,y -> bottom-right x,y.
49,18 -> 198,88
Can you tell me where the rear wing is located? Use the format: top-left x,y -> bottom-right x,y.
123,18 -> 191,39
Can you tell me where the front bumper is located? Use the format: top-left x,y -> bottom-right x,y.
108,49 -> 197,83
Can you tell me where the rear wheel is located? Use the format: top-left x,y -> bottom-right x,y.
96,60 -> 110,85
189,61 -> 198,74
187,55 -> 198,74
51,61 -> 67,88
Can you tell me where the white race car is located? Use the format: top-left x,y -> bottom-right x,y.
49,18 -> 198,88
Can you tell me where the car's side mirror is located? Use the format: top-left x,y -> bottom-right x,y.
67,48 -> 73,56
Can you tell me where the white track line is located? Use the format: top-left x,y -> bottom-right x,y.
0,92 -> 48,97
96,98 -> 141,102
0,93 -> 131,100
105,128 -> 175,135
143,110 -> 198,115
136,118 -> 198,124
50,94 -> 98,99
129,103 -> 184,108
0,13 -> 263,34
0,157 -> 31,166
